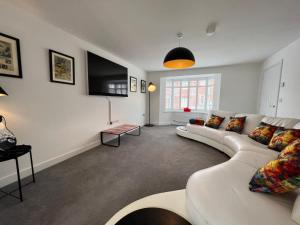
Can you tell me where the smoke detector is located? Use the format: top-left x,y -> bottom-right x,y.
206,22 -> 217,36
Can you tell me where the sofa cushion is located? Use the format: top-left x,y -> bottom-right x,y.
292,194 -> 300,224
224,134 -> 279,158
189,118 -> 205,126
235,113 -> 264,135
205,114 -> 225,129
248,122 -> 280,145
249,139 -> 300,194
269,129 -> 300,152
186,152 -> 297,225
225,116 -> 247,133
279,139 -> 300,159
262,117 -> 300,129
209,110 -> 236,129
231,150 -> 276,169
187,124 -> 230,144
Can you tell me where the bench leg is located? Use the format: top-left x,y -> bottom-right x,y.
101,132 -> 121,147
29,150 -> 36,183
126,126 -> 141,136
15,158 -> 23,202
100,132 -> 104,145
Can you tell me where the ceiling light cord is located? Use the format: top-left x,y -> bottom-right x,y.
177,32 -> 183,47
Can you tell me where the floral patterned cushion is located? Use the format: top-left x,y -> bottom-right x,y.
268,129 -> 300,152
225,116 -> 247,133
279,139 -> 300,159
205,114 -> 225,129
189,118 -> 205,126
249,139 -> 300,193
248,122 -> 280,145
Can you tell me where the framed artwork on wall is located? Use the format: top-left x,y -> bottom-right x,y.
49,50 -> 75,85
141,80 -> 146,93
130,76 -> 137,92
0,33 -> 22,78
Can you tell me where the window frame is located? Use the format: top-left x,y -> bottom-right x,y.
161,74 -> 221,113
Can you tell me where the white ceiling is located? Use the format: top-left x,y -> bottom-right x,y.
7,0 -> 300,71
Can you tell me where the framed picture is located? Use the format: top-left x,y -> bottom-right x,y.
141,80 -> 146,93
130,76 -> 137,92
0,33 -> 22,78
49,50 -> 75,85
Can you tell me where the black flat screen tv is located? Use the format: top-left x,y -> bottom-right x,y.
87,51 -> 128,97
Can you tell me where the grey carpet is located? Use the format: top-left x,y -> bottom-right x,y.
0,126 -> 229,225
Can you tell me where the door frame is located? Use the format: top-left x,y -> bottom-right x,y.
262,59 -> 283,117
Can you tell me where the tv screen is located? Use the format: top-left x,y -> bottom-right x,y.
87,51 -> 128,97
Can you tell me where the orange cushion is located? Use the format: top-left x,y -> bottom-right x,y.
205,114 -> 225,129
249,139 -> 300,193
248,122 -> 280,145
225,116 -> 246,133
268,129 -> 300,152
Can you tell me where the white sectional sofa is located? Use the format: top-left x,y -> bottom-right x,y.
176,110 -> 300,225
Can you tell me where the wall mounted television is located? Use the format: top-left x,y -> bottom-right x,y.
87,51 -> 128,97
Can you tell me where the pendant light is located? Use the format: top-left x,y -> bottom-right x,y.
163,32 -> 195,69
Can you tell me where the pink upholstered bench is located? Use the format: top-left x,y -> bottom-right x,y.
100,124 -> 141,147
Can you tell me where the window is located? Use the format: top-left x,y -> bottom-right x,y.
163,74 -> 221,112
108,83 -> 127,95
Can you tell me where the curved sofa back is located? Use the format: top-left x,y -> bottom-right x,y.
207,110 -> 300,134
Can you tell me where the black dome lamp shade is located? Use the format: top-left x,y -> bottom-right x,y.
163,33 -> 195,69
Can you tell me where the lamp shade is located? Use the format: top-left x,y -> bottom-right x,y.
148,82 -> 156,92
0,86 -> 8,96
163,47 -> 195,69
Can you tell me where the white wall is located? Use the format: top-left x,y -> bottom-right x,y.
261,37 -> 300,119
147,62 -> 261,125
0,2 -> 146,187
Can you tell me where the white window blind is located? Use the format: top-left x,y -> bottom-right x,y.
163,74 -> 221,112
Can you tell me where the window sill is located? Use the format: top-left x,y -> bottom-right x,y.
163,110 -> 209,114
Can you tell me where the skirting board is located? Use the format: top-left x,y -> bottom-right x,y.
0,140 -> 100,188
152,122 -> 172,126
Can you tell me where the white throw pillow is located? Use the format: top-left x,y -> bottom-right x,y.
292,195 -> 300,224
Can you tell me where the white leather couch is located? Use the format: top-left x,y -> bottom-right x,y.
176,110 -> 300,225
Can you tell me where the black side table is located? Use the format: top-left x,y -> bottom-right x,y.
115,208 -> 191,225
0,145 -> 35,202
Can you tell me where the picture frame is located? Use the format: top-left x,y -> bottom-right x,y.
49,49 -> 75,85
130,76 -> 137,92
141,80 -> 146,93
0,33 -> 22,78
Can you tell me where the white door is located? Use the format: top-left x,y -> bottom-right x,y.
259,61 -> 283,117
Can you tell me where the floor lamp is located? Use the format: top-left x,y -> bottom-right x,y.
145,82 -> 156,127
